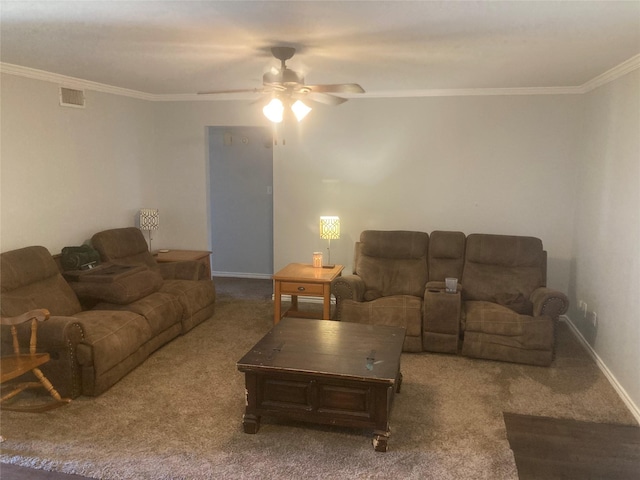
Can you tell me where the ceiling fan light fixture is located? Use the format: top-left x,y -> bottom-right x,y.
291,100 -> 312,122
263,98 -> 284,123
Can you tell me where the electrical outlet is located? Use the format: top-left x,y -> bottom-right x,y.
580,301 -> 588,317
591,312 -> 597,327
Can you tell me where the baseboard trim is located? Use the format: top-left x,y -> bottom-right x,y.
562,315 -> 640,424
212,271 -> 272,280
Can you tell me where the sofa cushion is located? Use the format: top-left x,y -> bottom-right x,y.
462,234 -> 545,302
360,230 -> 428,259
91,227 -> 158,270
356,231 -> 429,298
74,310 -> 152,376
341,295 -> 422,352
0,246 -> 82,316
428,230 -> 466,282
160,279 -> 216,332
95,291 -> 183,337
69,267 -> 164,305
463,301 -> 552,350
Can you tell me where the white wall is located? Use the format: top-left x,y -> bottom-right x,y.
0,73 -> 155,253
273,95 -> 581,292
570,69 -> 640,411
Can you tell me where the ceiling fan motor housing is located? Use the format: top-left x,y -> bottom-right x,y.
263,68 -> 303,86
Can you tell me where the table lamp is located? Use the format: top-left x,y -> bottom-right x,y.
139,208 -> 159,251
319,216 -> 340,268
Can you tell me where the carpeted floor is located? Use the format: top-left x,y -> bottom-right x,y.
0,278 -> 637,479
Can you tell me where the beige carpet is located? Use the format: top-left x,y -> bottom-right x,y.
0,282 -> 637,479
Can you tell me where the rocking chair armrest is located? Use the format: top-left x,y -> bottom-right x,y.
0,309 -> 50,326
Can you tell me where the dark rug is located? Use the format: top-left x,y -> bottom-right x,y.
503,412 -> 640,480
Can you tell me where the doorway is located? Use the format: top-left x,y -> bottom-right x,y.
208,126 -> 273,277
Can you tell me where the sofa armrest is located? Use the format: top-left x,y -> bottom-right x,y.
331,275 -> 365,320
157,261 -> 206,280
332,275 -> 365,302
530,287 -> 569,319
423,282 -> 462,353
1,315 -> 85,399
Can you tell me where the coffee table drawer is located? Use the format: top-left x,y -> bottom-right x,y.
280,281 -> 324,296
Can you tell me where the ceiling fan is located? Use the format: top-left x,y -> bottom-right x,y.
197,46 -> 365,122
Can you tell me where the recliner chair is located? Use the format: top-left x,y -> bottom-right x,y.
331,230 -> 429,352
91,227 -> 216,333
460,234 -> 569,366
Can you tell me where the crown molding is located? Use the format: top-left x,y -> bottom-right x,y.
0,63 -> 155,101
580,54 -> 640,93
2,54 -> 638,102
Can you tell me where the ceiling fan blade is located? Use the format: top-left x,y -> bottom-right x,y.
306,92 -> 348,106
197,88 -> 264,95
307,83 -> 365,94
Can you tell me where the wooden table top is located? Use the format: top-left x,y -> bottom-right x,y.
237,318 -> 405,383
272,263 -> 344,282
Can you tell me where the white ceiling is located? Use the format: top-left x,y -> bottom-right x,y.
1,1 -> 639,97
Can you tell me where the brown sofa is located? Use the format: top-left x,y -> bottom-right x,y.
1,235 -> 216,398
91,227 -> 216,333
332,230 -> 569,366
1,246 -> 182,397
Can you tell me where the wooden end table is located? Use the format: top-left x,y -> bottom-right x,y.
272,263 -> 343,324
154,250 -> 212,278
237,318 -> 405,452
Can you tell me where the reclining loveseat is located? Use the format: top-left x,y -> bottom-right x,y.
332,230 -> 569,366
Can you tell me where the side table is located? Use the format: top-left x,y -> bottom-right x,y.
272,263 -> 344,324
154,250 -> 212,278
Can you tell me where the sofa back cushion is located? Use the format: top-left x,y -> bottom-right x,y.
462,234 -> 545,303
0,246 -> 82,316
92,227 -> 158,270
428,230 -> 466,282
355,230 -> 429,297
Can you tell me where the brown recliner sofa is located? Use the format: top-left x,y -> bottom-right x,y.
332,230 -> 569,366
0,246 -> 183,397
459,234 -> 568,366
91,227 -> 216,333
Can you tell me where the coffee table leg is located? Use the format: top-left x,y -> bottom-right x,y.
372,430 -> 390,452
242,413 -> 261,434
396,371 -> 403,393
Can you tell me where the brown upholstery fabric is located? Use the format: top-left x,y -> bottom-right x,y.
95,292 -> 183,337
462,234 -> 545,302
462,300 -> 554,366
0,245 -> 188,397
428,230 -> 466,282
159,279 -> 216,333
91,227 -> 216,332
92,227 -> 159,270
423,282 -> 461,353
335,231 -> 429,352
460,235 -> 556,366
0,246 -> 82,316
355,231 -> 429,298
69,268 -> 164,305
341,295 -> 422,352
92,227 -> 207,280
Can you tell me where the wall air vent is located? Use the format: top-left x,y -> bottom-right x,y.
59,87 -> 85,108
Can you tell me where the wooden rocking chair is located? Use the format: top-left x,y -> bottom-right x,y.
1,309 -> 71,412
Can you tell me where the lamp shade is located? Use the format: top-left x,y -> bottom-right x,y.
139,209 -> 159,230
291,100 -> 312,122
319,216 -> 340,240
263,98 -> 284,123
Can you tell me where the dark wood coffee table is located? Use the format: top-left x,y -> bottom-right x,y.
237,318 -> 405,452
